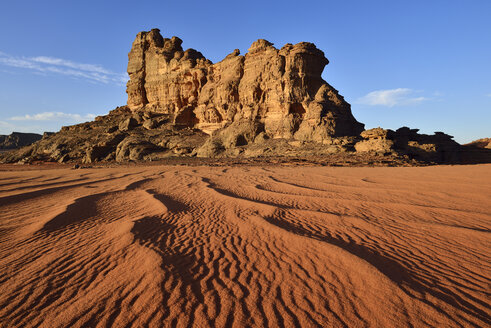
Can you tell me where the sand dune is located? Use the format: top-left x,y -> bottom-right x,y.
0,164 -> 490,327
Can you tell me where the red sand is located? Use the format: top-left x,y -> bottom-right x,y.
0,164 -> 490,327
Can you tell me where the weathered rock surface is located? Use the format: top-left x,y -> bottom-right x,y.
0,107 -> 209,164
0,132 -> 42,150
126,29 -> 363,142
355,127 -> 461,162
355,128 -> 395,153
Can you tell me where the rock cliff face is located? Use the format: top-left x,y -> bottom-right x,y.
126,29 -> 363,141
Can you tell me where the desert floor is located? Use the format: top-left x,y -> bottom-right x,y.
0,164 -> 489,327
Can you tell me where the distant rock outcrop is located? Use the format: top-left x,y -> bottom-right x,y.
459,137 -> 491,164
354,127 -> 460,162
0,132 -> 42,150
465,138 -> 491,149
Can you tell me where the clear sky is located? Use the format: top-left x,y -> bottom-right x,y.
0,0 -> 489,143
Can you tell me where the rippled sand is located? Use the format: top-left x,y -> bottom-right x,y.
0,164 -> 490,327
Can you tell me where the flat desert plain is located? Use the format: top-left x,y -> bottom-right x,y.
0,164 -> 489,328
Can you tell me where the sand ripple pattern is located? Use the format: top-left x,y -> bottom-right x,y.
0,165 -> 490,327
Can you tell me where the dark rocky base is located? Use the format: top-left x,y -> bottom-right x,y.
1,106 -> 489,166
2,150 -> 490,170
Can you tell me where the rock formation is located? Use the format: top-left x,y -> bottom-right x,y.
465,138 -> 491,149
355,127 -> 461,162
0,132 -> 42,150
126,28 -> 363,141
459,137 -> 491,163
0,29 -> 480,165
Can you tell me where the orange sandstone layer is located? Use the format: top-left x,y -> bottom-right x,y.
0,164 -> 490,327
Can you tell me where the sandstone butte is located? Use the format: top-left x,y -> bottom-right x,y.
1,29 -> 490,165
126,29 -> 363,139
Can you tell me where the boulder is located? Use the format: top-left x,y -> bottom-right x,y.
115,136 -> 161,162
143,118 -> 158,130
82,133 -> 125,163
119,117 -> 138,131
355,128 -> 395,153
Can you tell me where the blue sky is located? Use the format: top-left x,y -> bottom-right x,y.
0,0 -> 489,143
